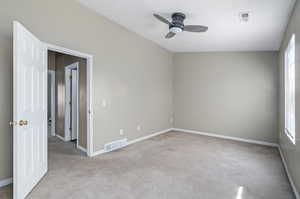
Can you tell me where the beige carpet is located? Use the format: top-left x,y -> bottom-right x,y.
0,131 -> 295,199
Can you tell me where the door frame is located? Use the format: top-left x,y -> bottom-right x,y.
45,43 -> 94,157
48,70 -> 56,136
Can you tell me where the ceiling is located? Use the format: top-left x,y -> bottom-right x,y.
78,0 -> 296,52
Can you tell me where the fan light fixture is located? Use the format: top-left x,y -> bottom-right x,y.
153,12 -> 208,39
170,27 -> 182,33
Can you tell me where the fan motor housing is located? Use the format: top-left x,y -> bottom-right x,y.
170,12 -> 186,30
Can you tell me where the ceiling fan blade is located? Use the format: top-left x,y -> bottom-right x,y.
184,25 -> 208,32
154,14 -> 172,25
165,32 -> 176,39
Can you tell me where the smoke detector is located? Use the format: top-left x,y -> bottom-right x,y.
239,12 -> 250,23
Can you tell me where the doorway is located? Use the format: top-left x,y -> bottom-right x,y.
47,50 -> 89,153
46,44 -> 93,156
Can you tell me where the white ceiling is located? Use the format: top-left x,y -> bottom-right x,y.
78,0 -> 296,52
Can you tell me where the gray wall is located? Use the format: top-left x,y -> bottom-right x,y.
0,0 -> 173,181
279,0 -> 300,193
174,52 -> 279,143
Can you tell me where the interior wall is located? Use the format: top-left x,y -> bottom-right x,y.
48,51 -> 56,70
79,59 -> 87,148
54,52 -> 87,149
279,0 -> 300,193
173,52 -> 279,143
55,53 -> 66,139
0,0 -> 173,180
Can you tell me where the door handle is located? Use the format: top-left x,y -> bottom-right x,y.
9,120 -> 29,126
19,120 -> 29,126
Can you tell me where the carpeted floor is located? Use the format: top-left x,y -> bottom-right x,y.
0,131 -> 295,199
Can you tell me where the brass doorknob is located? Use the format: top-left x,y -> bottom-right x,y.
19,120 -> 29,126
9,120 -> 29,126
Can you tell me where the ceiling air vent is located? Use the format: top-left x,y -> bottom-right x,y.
239,12 -> 250,23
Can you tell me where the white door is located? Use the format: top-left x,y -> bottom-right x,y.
65,63 -> 79,141
13,21 -> 47,199
71,69 -> 78,140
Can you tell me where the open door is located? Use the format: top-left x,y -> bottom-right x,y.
71,68 -> 78,141
65,62 -> 79,141
13,21 -> 47,199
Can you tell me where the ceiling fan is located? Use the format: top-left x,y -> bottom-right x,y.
153,12 -> 208,39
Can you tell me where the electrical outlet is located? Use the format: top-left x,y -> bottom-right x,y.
137,125 -> 141,131
119,129 -> 124,136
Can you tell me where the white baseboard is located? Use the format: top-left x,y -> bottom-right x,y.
278,147 -> 300,199
0,178 -> 12,188
77,145 -> 87,153
56,134 -> 68,142
172,128 -> 279,147
91,149 -> 105,157
91,128 -> 172,157
127,128 -> 172,145
65,135 -> 71,142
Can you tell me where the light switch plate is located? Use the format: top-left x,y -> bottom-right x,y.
119,129 -> 124,135
102,100 -> 107,108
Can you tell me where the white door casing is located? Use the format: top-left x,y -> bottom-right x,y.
13,21 -> 48,199
45,43 -> 93,156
